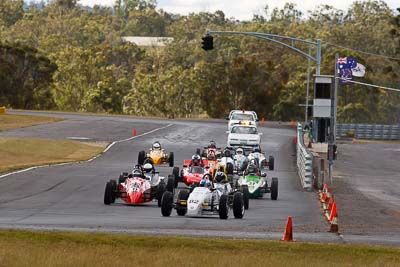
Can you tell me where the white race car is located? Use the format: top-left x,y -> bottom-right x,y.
227,125 -> 262,151
160,182 -> 245,219
227,110 -> 258,131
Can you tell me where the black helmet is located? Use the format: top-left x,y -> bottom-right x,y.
191,154 -> 201,166
209,140 -> 216,148
215,171 -> 225,183
224,149 -> 231,157
247,164 -> 257,174
253,147 -> 261,153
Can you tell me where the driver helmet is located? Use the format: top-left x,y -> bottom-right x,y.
247,164 -> 257,174
215,171 -> 225,183
236,148 -> 244,155
224,149 -> 231,158
200,174 -> 212,187
209,140 -> 216,148
132,169 -> 142,178
253,147 -> 261,153
191,154 -> 201,166
207,150 -> 216,160
143,163 -> 153,173
152,141 -> 161,150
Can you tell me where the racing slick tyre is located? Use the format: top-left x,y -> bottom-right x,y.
218,195 -> 229,220
241,185 -> 250,210
138,151 -> 146,165
118,174 -> 127,185
169,152 -> 174,167
176,190 -> 189,216
166,175 -> 175,192
104,181 -> 113,205
110,179 -> 117,203
226,162 -> 234,175
172,167 -> 180,188
268,156 -> 275,171
232,192 -> 245,219
271,177 -> 278,200
161,191 -> 173,217
157,181 -> 166,207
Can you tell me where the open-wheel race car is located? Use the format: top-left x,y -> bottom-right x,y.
236,160 -> 278,209
138,141 -> 174,167
103,163 -> 175,206
160,174 -> 245,219
172,155 -> 212,188
247,147 -> 274,171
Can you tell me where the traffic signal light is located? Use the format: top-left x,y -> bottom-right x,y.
201,35 -> 213,51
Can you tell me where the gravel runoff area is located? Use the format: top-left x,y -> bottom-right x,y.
331,140 -> 400,237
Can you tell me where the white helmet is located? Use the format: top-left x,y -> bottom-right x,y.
236,148 -> 244,155
152,142 -> 161,150
143,163 -> 153,173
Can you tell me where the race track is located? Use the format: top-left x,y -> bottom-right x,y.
2,111 -> 396,245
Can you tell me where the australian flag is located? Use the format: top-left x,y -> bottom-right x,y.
337,57 -> 357,70
339,69 -> 353,85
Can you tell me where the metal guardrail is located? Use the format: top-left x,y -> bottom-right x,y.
336,123 -> 400,140
296,123 -> 313,191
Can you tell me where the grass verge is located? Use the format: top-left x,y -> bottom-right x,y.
0,137 -> 105,174
0,230 -> 399,267
0,114 -> 63,131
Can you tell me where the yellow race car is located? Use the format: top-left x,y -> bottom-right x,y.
138,141 -> 174,167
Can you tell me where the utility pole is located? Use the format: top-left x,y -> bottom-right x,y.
328,53 -> 338,185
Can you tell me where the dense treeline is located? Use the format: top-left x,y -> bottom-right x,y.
0,0 -> 399,122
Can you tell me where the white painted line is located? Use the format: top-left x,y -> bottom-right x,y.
0,124 -> 173,179
66,137 -> 92,140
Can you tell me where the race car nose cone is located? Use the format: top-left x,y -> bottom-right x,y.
128,191 -> 143,204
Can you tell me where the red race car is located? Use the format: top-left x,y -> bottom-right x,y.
104,164 -> 175,207
172,155 -> 218,187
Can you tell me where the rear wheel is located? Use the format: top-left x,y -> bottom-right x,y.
138,151 -> 145,165
218,195 -> 229,219
271,177 -> 278,200
157,181 -> 166,207
233,192 -> 245,219
172,167 -> 180,188
104,181 -> 113,205
176,190 -> 189,216
161,191 -> 173,217
166,175 -> 175,192
268,156 -> 274,171
169,152 -> 174,167
118,174 -> 127,184
226,162 -> 234,175
241,185 -> 250,210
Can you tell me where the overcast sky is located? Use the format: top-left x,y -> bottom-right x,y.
32,0 -> 400,21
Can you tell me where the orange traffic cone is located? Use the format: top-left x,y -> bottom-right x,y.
133,128 -> 137,137
322,183 -> 328,193
321,192 -> 327,202
326,195 -> 334,211
281,216 -> 295,242
328,202 -> 337,222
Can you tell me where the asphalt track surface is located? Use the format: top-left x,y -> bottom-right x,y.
1,111 -> 399,246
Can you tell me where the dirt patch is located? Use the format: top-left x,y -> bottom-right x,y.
330,175 -> 400,236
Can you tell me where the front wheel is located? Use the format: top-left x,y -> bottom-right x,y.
157,181 -> 166,207
268,156 -> 274,171
226,162 -> 234,175
176,190 -> 189,216
241,185 -> 250,210
271,177 -> 278,200
138,151 -> 146,165
169,152 -> 174,167
161,191 -> 173,217
232,192 -> 245,219
218,195 -> 229,220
